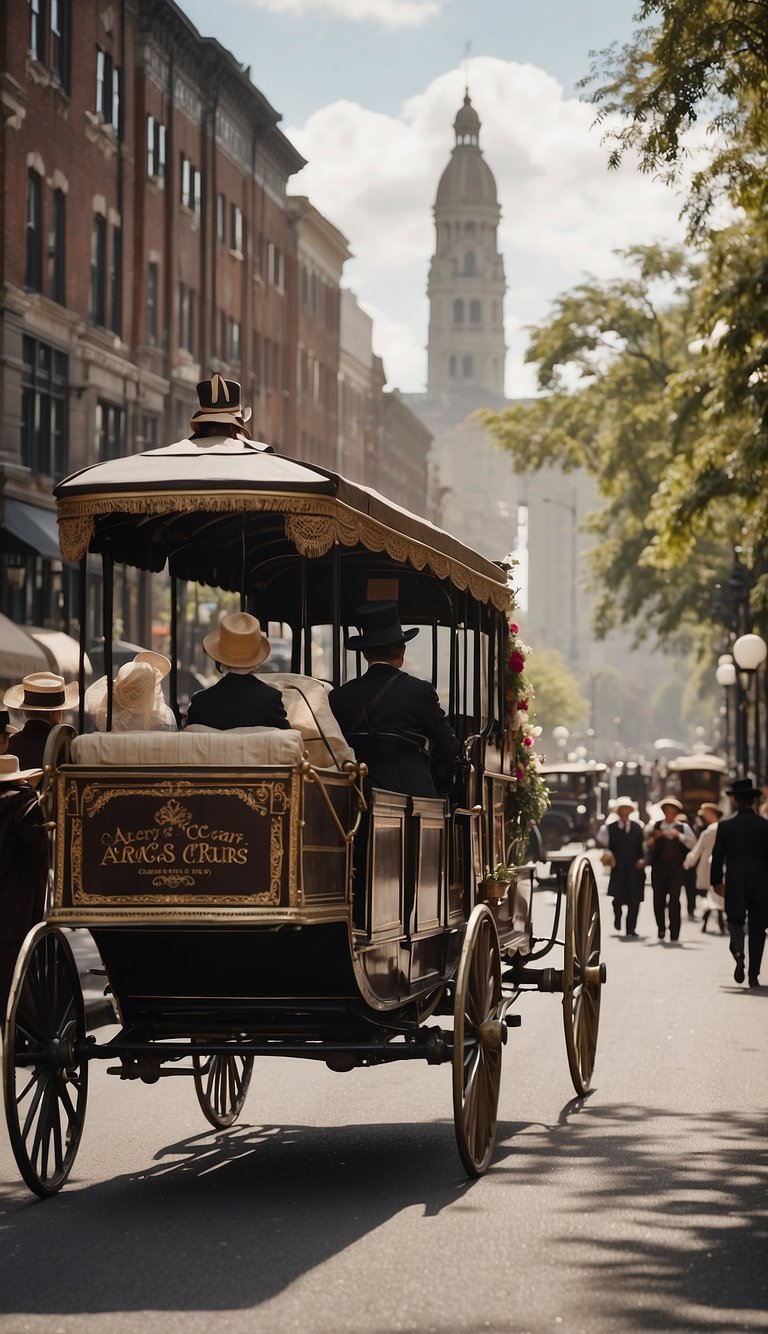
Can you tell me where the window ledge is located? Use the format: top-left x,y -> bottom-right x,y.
228,247 -> 244,262
84,110 -> 118,160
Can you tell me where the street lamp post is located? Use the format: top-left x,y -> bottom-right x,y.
715,654 -> 737,770
733,633 -> 768,780
542,493 -> 577,664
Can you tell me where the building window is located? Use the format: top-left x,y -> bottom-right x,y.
178,283 -> 196,354
453,298 -> 464,324
25,171 -> 43,291
180,156 -> 201,214
216,194 -> 225,244
470,299 -> 481,324
110,226 -> 122,335
49,187 -> 66,305
96,399 -> 125,462
50,0 -> 70,91
30,0 -> 44,61
147,261 -> 159,345
147,115 -> 166,181
137,414 -> 159,450
267,242 -> 275,287
21,336 -> 69,477
90,215 -> 106,325
463,250 -> 476,276
462,354 -> 473,378
96,48 -> 120,134
230,320 -> 241,363
449,355 -> 456,379
230,204 -> 243,253
465,221 -> 476,237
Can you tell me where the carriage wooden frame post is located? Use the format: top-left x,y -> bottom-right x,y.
2,427 -> 606,1197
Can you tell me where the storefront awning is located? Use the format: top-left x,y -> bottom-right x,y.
1,500 -> 61,561
0,613 -> 48,687
26,628 -> 92,680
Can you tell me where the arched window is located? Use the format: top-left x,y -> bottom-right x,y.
463,250 -> 476,276
449,355 -> 456,379
470,299 -> 481,324
462,355 -> 473,378
453,298 -> 464,324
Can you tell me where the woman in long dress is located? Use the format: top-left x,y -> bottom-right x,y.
683,803 -> 726,933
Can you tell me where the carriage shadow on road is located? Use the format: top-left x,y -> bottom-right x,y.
1,1102 -> 766,1324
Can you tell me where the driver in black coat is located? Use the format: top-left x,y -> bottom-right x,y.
329,602 -> 458,798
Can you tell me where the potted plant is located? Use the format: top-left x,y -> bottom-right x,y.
479,862 -> 513,904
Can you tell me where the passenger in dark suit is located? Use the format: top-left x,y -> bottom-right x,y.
711,777 -> 768,987
329,602 -> 458,798
186,612 -> 290,731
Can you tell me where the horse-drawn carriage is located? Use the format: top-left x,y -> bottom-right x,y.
2,424 -> 606,1196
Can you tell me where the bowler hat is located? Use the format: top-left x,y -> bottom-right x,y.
344,602 -> 419,651
725,777 -> 762,800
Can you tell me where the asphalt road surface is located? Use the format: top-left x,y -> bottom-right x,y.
1,860 -> 766,1334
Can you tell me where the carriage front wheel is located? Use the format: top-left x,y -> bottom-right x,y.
3,924 -> 89,1198
192,1048 -> 254,1128
563,855 -> 605,1095
452,903 -> 503,1177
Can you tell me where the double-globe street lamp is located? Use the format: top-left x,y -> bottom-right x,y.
733,632 -> 767,781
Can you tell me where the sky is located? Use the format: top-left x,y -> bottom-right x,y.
178,0 -> 689,397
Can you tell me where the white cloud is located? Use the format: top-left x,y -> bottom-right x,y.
244,0 -> 439,26
287,57 -> 688,395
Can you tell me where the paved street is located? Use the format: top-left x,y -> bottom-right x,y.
1,863 -> 766,1334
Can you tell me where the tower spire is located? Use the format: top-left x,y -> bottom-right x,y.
463,40 -> 471,97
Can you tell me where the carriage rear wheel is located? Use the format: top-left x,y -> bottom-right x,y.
563,856 -> 605,1095
3,924 -> 89,1198
192,1049 -> 254,1128
452,903 -> 503,1177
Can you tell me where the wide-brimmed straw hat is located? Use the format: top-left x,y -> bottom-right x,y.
3,672 -> 79,712
0,709 -> 18,736
344,602 -> 419,651
659,795 -> 683,812
614,796 -> 637,812
202,612 -> 271,669
0,753 -> 43,784
189,372 -> 252,434
697,802 -> 722,818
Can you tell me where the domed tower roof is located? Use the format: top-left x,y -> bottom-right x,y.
435,93 -> 498,209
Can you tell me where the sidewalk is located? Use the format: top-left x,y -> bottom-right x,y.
66,929 -> 118,1029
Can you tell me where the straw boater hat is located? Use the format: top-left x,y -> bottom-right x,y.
0,709 -> 18,737
202,612 -> 271,669
659,795 -> 683,812
0,754 -> 43,785
344,602 -> 419,652
697,802 -> 722,818
614,797 -> 637,812
85,653 -> 172,731
189,372 -> 252,435
3,672 -> 79,712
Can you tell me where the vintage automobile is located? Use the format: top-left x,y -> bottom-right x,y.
537,762 -> 609,853
665,752 -> 729,821
2,414 -> 606,1196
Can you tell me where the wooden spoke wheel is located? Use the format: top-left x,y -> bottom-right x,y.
192,1049 -> 254,1128
3,924 -> 89,1198
563,856 -> 605,1095
452,903 -> 503,1177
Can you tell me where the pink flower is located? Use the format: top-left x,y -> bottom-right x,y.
517,699 -> 529,711
509,623 -> 519,635
515,767 -> 525,780
509,650 -> 525,673
523,735 -> 534,747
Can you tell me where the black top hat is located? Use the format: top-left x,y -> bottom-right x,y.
345,602 -> 419,651
725,777 -> 763,800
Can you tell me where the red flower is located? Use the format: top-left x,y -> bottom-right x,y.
523,735 -> 534,747
509,650 -> 525,674
517,699 -> 528,711
509,623 -> 519,634
515,767 -> 525,780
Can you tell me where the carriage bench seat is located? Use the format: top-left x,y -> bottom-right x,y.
69,727 -> 306,768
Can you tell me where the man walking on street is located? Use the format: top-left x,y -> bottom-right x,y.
644,796 -> 695,942
598,798 -> 646,937
710,777 -> 768,987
